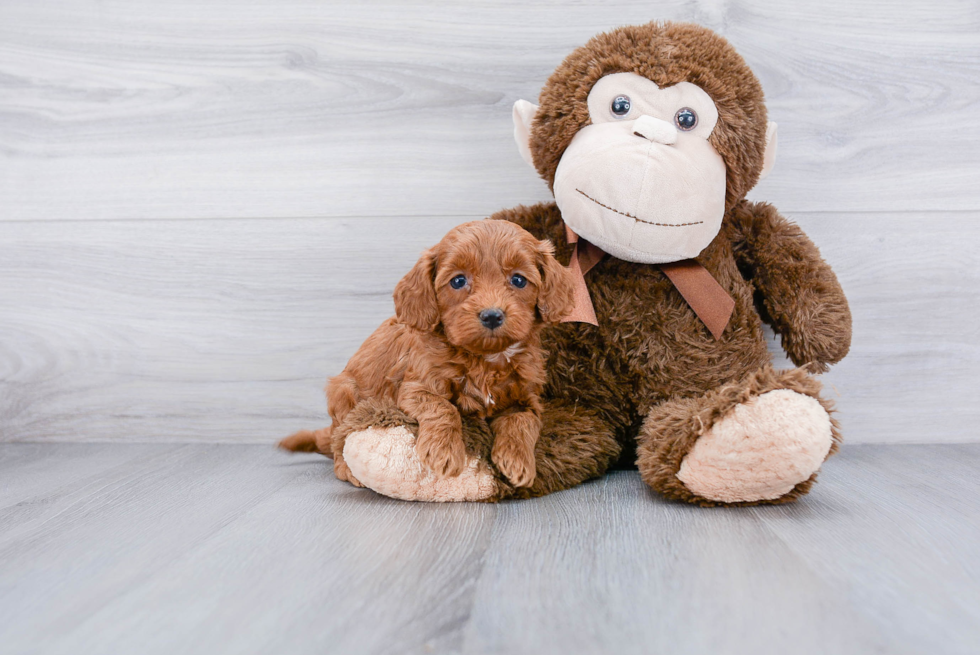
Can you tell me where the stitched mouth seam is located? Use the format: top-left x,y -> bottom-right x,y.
575,189 -> 704,227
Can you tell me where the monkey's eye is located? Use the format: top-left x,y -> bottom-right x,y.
449,275 -> 467,289
510,273 -> 527,289
675,107 -> 698,131
610,95 -> 631,118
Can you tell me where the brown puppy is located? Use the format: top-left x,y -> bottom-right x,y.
279,219 -> 575,488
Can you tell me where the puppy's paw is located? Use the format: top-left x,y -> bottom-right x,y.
491,439 -> 536,487
416,430 -> 468,479
490,411 -> 541,487
333,455 -> 364,488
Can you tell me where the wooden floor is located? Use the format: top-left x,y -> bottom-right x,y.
1,444 -> 977,655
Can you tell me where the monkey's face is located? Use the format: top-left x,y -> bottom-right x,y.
550,73 -> 726,264
513,24 -> 778,264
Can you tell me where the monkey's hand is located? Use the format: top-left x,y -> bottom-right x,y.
323,398 -> 496,502
333,451 -> 365,488
729,200 -> 852,372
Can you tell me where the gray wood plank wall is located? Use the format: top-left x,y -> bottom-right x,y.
2,1 -> 978,444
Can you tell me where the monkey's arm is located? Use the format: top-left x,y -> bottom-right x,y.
728,200 -> 851,372
489,203 -> 573,263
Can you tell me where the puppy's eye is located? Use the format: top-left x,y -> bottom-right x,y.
449,274 -> 467,289
675,107 -> 698,131
610,95 -> 631,118
510,273 -> 527,289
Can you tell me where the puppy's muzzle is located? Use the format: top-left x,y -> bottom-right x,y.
479,308 -> 505,330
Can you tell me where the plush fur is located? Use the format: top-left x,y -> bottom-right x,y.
279,219 -> 575,488
675,389 -> 834,503
637,365 -> 841,506
336,398 -> 620,503
328,22 -> 852,506
530,22 -> 769,213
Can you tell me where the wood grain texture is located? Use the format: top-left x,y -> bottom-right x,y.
1,0 -> 978,447
753,445 -> 980,655
0,215 -> 460,443
462,475 -> 899,654
0,443 -> 978,655
2,212 -> 978,445
1,0 -> 978,220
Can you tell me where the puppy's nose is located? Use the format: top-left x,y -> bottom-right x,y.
479,308 -> 505,330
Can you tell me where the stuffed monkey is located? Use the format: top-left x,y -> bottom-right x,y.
337,21 -> 852,506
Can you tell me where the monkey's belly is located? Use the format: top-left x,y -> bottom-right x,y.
541,287 -> 770,430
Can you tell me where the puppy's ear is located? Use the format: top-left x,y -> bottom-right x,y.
394,248 -> 440,331
535,239 -> 575,324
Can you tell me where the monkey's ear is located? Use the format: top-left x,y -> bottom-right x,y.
760,121 -> 778,179
512,99 -> 539,168
393,249 -> 440,331
535,239 -> 575,324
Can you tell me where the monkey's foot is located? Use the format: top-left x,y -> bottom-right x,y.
344,425 -> 497,502
676,389 -> 834,503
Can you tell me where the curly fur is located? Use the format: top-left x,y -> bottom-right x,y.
279,219 -> 575,488
307,21 -> 852,507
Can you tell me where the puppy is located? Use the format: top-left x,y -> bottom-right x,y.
279,219 -> 575,488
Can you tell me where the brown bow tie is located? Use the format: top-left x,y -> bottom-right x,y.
561,224 -> 735,340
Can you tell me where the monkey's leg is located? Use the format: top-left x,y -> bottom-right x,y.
636,366 -> 840,506
504,402 -> 620,500
341,399 -> 620,502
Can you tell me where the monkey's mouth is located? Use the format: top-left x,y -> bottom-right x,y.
575,189 -> 704,228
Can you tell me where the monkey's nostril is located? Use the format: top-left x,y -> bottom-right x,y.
479,308 -> 505,330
